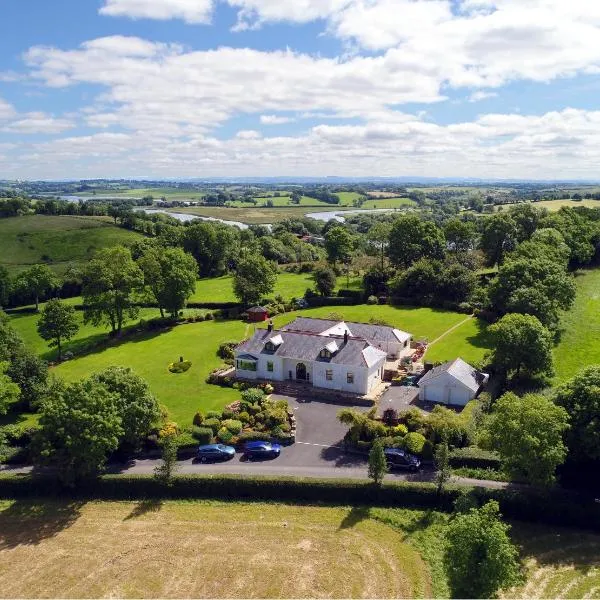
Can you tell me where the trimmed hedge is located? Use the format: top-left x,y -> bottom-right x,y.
0,475 -> 599,531
449,447 -> 502,470
305,296 -> 359,307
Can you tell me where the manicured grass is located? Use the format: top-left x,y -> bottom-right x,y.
0,500 -> 433,599
503,522 -> 600,599
553,268 -> 600,381
0,215 -> 142,275
360,197 -> 417,210
425,317 -> 493,365
190,272 -> 362,303
52,319 -> 245,424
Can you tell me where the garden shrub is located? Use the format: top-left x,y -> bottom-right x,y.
402,408 -> 427,432
217,342 -> 237,360
159,422 -> 179,438
367,295 -> 378,305
168,360 -> 192,374
222,419 -> 243,435
191,426 -> 213,445
203,418 -> 221,434
403,432 -> 427,455
390,424 -> 408,437
238,411 -> 250,423
241,388 -> 265,406
217,428 -> 234,443
221,408 -> 234,420
192,411 -> 204,427
449,447 -> 502,470
206,410 -> 222,419
237,431 -> 271,444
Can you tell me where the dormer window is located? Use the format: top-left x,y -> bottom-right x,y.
264,334 -> 283,352
319,340 -> 338,359
320,349 -> 331,359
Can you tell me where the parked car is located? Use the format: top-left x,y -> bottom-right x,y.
196,444 -> 236,463
384,448 -> 421,472
242,440 -> 282,460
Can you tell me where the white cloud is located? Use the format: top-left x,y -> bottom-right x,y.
0,97 -> 16,121
99,0 -> 214,24
260,114 -> 295,125
468,90 -> 498,102
2,112 -> 76,134
236,129 -> 262,139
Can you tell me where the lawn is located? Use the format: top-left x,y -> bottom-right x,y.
360,197 -> 417,210
0,215 -> 142,275
553,268 -> 600,381
425,317 -> 493,365
190,272 -> 363,303
0,500 -> 433,599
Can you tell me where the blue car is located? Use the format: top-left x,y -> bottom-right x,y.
196,444 -> 235,463
384,448 -> 421,472
243,440 -> 282,460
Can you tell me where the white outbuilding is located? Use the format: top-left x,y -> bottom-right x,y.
418,358 -> 489,407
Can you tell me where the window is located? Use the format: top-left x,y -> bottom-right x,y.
239,360 -> 257,372
326,369 -> 333,381
267,361 -> 274,372
347,372 -> 354,384
265,342 -> 274,352
320,349 -> 331,359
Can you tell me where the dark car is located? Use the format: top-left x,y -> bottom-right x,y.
384,448 -> 421,472
196,444 -> 235,463
243,440 -> 282,460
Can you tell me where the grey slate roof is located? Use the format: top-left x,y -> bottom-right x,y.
235,328 -> 382,368
418,358 -> 484,392
282,317 -> 410,344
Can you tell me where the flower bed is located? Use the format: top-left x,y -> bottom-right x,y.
168,360 -> 192,374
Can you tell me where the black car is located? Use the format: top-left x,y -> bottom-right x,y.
196,444 -> 236,463
384,448 -> 421,472
242,441 -> 282,460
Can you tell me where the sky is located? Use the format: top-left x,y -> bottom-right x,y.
2,0 -> 600,180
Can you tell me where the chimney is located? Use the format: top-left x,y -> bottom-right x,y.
344,330 -> 349,345
268,320 -> 274,333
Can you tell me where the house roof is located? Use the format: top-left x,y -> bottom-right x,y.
282,317 -> 412,346
236,328 -> 386,368
247,306 -> 268,313
418,358 -> 484,393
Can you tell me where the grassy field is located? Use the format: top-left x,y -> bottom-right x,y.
425,317 -> 493,365
553,268 -> 600,381
0,215 -> 142,275
230,195 -> 347,208
360,197 -> 417,210
0,500 -> 434,599
533,199 -> 600,212
190,272 -> 362,303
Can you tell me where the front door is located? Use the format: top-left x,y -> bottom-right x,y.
296,362 -> 307,381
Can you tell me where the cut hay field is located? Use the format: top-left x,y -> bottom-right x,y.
533,199 -> 600,211
0,215 -> 142,275
0,500 -> 434,599
553,268 -> 600,381
360,197 -> 417,210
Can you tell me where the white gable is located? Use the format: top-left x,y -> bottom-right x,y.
393,329 -> 411,343
268,334 -> 283,347
324,340 -> 339,353
320,321 -> 352,338
362,345 -> 387,368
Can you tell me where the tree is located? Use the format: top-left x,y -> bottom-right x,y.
554,366 -> 600,462
154,433 -> 178,485
367,222 -> 392,270
434,435 -> 451,498
183,222 -> 239,277
82,246 -> 144,336
313,267 -> 336,297
325,226 -> 354,266
232,253 -> 277,307
487,392 -> 569,485
443,218 -> 477,253
0,361 -> 20,416
444,501 -> 521,598
488,313 -> 554,381
90,366 -> 160,449
480,213 -> 518,267
14,264 -> 59,311
0,265 -> 10,307
36,299 -> 79,361
368,438 -> 388,485
488,257 -> 576,329
510,228 -> 570,267
388,214 -> 445,269
137,246 -> 197,317
508,203 -> 544,242
35,378 -> 123,485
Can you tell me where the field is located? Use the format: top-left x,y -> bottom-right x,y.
425,317 -> 493,365
0,500 -> 434,599
533,199 -> 600,212
190,272 -> 362,303
553,268 -> 600,381
360,197 -> 417,210
0,215 -> 142,275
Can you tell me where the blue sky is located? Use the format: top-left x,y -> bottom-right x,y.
1,0 -> 600,179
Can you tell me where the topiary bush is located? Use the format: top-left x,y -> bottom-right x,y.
168,360 -> 192,374
192,411 -> 204,427
221,408 -> 234,420
238,411 -> 250,423
206,410 -> 222,419
403,432 -> 427,455
241,388 -> 266,406
237,431 -> 271,445
203,418 -> 221,434
222,419 -> 243,435
191,426 -> 213,445
217,427 -> 234,443
367,295 -> 378,305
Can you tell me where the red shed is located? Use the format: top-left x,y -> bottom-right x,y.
247,306 -> 269,322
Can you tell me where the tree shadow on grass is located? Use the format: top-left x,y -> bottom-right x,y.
0,499 -> 85,549
465,318 -> 495,352
339,506 -> 371,530
123,498 -> 163,521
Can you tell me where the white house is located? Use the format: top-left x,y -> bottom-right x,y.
234,317 -> 412,396
418,358 -> 489,406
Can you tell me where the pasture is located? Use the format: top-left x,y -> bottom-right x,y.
0,215 -> 142,275
360,197 -> 417,210
0,500 -> 433,599
425,316 -> 492,365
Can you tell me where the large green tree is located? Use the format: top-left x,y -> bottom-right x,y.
313,267 -> 337,297
487,392 -> 569,485
35,378 -> 123,485
444,501 -> 521,598
388,215 -> 445,269
554,366 -> 600,462
443,218 -> 477,254
367,222 -> 392,270
368,438 -> 388,485
14,264 -> 59,311
541,208 -> 597,266
82,246 -> 144,336
36,299 -> 79,361
0,361 -> 20,416
182,222 -> 239,277
510,228 -> 571,267
479,213 -> 518,267
137,246 -> 197,317
488,313 -> 554,380
324,226 -> 354,266
90,366 -> 160,449
232,254 -> 277,307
